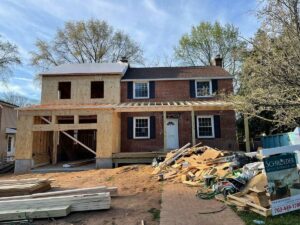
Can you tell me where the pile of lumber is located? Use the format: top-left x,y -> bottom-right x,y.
0,178 -> 52,197
153,143 -> 232,186
0,186 -> 117,221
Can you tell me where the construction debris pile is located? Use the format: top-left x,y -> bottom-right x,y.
0,178 -> 117,222
153,143 -> 271,217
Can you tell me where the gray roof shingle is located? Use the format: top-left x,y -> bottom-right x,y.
122,66 -> 232,80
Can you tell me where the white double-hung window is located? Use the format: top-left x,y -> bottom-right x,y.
133,82 -> 149,99
195,80 -> 212,97
133,117 -> 150,139
197,115 -> 215,138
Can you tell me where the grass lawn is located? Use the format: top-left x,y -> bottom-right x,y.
235,207 -> 300,225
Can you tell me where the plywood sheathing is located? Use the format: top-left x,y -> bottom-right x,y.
41,75 -> 121,105
15,114 -> 33,160
96,112 -> 120,158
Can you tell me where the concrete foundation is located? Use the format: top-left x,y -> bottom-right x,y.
96,158 -> 113,168
14,159 -> 32,174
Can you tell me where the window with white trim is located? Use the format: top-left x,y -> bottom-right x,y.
197,115 -> 215,138
195,80 -> 212,97
133,82 -> 149,99
7,136 -> 12,152
133,117 -> 150,139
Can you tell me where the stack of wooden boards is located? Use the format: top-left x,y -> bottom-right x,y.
0,186 -> 117,221
0,178 -> 52,197
153,143 -> 232,186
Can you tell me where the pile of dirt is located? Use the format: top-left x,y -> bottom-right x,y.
0,165 -> 161,225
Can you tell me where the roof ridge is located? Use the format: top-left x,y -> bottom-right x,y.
129,65 -> 219,69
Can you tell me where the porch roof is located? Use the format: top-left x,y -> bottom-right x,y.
18,100 -> 233,112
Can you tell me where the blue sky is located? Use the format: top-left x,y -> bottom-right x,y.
0,0 -> 260,102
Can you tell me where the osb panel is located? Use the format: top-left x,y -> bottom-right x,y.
41,74 -> 121,105
96,112 -> 120,158
32,131 -> 53,165
15,114 -> 33,159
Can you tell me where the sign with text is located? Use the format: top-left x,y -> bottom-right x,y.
263,153 -> 300,215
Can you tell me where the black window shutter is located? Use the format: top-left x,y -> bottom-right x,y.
190,80 -> 196,98
149,81 -> 155,98
127,82 -> 133,99
214,115 -> 221,138
212,80 -> 218,95
150,116 -> 156,139
127,117 -> 133,139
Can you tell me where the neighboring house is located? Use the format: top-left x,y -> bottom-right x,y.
15,56 -> 237,173
0,100 -> 18,161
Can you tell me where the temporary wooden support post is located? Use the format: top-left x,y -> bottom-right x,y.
191,110 -> 196,145
163,111 -> 167,150
41,117 -> 96,155
52,131 -> 59,164
244,115 -> 250,152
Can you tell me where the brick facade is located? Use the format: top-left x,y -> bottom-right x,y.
121,110 -> 237,152
121,79 -> 233,102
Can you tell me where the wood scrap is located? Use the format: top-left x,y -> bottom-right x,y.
153,143 -> 231,185
0,178 -> 52,197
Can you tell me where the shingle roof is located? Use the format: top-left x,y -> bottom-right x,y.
40,63 -> 128,76
122,66 -> 232,80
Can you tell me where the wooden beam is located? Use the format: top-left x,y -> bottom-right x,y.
52,131 -> 58,164
163,111 -> 167,150
41,117 -> 96,155
191,110 -> 196,145
244,115 -> 251,153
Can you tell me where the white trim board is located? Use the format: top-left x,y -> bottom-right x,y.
259,144 -> 300,157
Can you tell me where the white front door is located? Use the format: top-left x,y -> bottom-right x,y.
166,118 -> 179,150
7,135 -> 15,161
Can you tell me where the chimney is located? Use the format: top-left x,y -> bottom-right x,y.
214,55 -> 223,67
120,56 -> 128,63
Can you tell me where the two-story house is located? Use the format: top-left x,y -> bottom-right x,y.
15,57 -> 237,173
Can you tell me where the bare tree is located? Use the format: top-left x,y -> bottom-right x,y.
31,19 -> 144,71
0,35 -> 21,82
1,91 -> 32,107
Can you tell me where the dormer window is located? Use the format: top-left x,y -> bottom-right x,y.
195,80 -> 212,97
133,82 -> 149,99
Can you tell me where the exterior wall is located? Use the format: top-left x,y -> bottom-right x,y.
120,110 -> 237,152
41,74 -> 121,105
121,79 -> 233,102
0,105 -> 17,159
121,112 -> 164,152
194,110 -> 237,150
